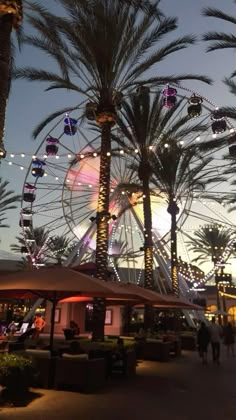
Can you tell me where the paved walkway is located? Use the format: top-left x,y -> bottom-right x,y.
1,349 -> 236,420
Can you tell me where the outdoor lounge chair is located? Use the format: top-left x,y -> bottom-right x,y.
137,339 -> 171,361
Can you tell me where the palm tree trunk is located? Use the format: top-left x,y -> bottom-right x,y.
222,286 -> 227,326
215,271 -> 222,325
122,304 -> 132,335
0,14 -> 13,148
170,207 -> 179,297
143,174 -> 153,289
92,122 -> 112,341
142,173 -> 154,330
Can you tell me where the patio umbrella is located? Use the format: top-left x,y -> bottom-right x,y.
60,282 -> 203,310
0,267 -> 139,351
103,283 -> 204,310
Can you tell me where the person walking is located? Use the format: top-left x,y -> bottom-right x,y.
209,317 -> 222,365
224,322 -> 235,358
197,321 -> 210,364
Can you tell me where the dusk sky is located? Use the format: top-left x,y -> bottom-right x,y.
1,0 -> 236,270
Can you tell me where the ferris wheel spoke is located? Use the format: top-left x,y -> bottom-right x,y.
195,199 -> 235,226
65,208 -> 95,227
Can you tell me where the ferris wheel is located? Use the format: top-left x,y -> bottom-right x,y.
11,85 -> 235,292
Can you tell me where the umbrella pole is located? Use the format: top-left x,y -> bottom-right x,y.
49,294 -> 57,354
48,294 -> 57,388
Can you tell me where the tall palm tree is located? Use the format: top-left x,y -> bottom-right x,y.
0,0 -> 23,155
114,90 -> 213,300
0,177 -> 20,231
151,143 -> 222,296
15,0 -> 211,340
188,225 -> 235,316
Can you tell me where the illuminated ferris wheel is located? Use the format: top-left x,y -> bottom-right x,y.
6,85 -> 235,292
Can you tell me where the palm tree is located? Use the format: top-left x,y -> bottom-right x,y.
115,89 -> 157,296
114,90 -> 214,299
11,226 -> 49,268
11,227 -> 74,267
188,225 -> 235,317
0,0 -> 23,155
15,0 -> 212,340
47,235 -> 74,265
151,142 -> 222,296
0,177 -> 20,231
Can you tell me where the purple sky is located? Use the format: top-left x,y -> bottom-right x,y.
1,0 -> 236,254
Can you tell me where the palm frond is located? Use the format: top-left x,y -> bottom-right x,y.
202,7 -> 236,25
203,32 -> 236,52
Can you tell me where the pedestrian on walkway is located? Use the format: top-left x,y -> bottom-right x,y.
224,322 -> 235,358
197,321 -> 210,364
209,317 -> 222,365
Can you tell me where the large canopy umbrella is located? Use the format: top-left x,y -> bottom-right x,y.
61,282 -> 203,310
0,267 -> 139,351
101,282 -> 203,310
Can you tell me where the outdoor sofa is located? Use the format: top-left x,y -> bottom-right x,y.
25,349 -> 54,388
136,339 -> 171,361
54,354 -> 106,393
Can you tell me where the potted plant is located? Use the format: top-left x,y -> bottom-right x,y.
0,353 -> 33,400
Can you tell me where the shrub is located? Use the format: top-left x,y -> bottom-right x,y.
0,353 -> 33,397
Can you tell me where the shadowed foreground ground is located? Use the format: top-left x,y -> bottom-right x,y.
1,349 -> 236,420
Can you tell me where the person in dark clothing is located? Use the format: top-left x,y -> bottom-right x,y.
224,322 -> 235,358
70,320 -> 80,336
197,322 -> 210,364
